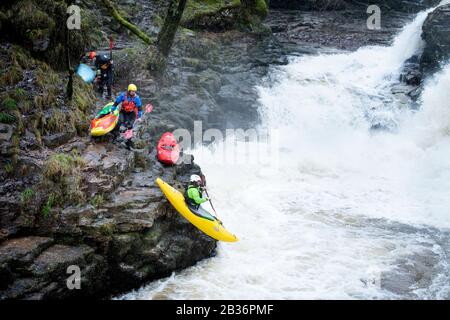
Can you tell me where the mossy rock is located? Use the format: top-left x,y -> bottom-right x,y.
39,152 -> 87,210
1,0 -> 101,70
0,112 -> 16,124
20,187 -> 35,207
2,98 -> 18,111
0,65 -> 22,87
43,153 -> 85,183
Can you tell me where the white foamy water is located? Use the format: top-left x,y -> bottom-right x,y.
120,2 -> 450,300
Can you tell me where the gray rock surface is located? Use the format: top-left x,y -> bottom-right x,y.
421,4 -> 450,73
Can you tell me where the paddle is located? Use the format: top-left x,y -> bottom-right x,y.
109,36 -> 114,91
200,175 -> 222,224
122,103 -> 153,140
204,187 -> 223,225
203,188 -> 216,215
109,36 -> 113,60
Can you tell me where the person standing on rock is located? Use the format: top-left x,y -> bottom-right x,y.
89,51 -> 114,99
111,84 -> 143,134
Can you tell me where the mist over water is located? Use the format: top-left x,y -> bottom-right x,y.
120,2 -> 450,300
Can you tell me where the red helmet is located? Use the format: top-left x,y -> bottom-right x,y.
89,51 -> 96,60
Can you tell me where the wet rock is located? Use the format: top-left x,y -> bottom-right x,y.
42,131 -> 76,148
0,123 -> 14,156
0,237 -> 53,291
83,143 -> 135,197
269,0 -> 346,10
19,130 -> 41,151
1,243 -> 108,299
0,237 -> 53,266
381,249 -> 440,298
421,4 -> 450,74
31,245 -> 93,276
346,0 -> 441,12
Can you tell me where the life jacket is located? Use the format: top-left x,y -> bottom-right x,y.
122,93 -> 137,113
185,184 -> 201,209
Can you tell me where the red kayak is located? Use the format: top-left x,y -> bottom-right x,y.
157,132 -> 180,165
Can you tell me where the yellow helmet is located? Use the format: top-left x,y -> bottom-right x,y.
127,84 -> 137,92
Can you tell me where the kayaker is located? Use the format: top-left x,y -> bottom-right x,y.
89,51 -> 114,99
185,175 -> 209,209
111,84 -> 143,132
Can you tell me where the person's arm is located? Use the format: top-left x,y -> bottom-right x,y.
188,188 -> 208,205
111,93 -> 123,110
136,96 -> 143,118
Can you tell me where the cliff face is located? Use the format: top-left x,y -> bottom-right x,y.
268,0 -> 441,12
0,0 -> 218,299
421,4 -> 450,73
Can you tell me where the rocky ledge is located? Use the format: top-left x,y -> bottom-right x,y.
396,3 -> 450,102
0,137 -> 216,299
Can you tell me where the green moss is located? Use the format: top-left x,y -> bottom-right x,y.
11,46 -> 34,70
0,112 -> 16,124
183,0 -> 241,24
35,63 -> 59,90
255,0 -> 268,17
42,193 -> 55,219
70,108 -> 90,135
0,65 -> 22,86
43,153 -> 85,183
90,195 -> 104,208
46,109 -> 66,133
154,14 -> 164,28
99,221 -> 115,236
40,152 -> 86,207
101,0 -> 153,45
4,163 -> 14,174
20,188 -> 35,206
12,88 -> 28,100
2,98 -> 18,111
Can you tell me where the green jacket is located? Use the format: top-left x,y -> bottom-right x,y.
186,185 -> 208,206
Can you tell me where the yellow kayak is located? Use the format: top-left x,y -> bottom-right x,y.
155,178 -> 238,242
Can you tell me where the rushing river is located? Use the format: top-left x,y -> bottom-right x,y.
120,2 -> 450,300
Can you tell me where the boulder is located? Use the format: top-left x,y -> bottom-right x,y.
345,0 -> 439,12
269,0 -> 346,10
420,4 -> 450,74
268,0 -> 441,12
0,123 -> 14,156
1,243 -> 108,299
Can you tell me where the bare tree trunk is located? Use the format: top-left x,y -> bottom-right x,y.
157,0 -> 187,57
151,0 -> 187,74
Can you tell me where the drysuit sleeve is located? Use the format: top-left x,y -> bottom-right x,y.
112,93 -> 124,109
188,188 -> 208,205
136,96 -> 143,118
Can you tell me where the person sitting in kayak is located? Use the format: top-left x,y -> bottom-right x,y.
89,51 -> 114,99
111,84 -> 142,132
185,175 -> 209,209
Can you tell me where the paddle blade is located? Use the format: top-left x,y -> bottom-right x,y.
123,129 -> 133,140
145,103 -> 153,113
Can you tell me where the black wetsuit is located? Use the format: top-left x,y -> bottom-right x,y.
95,54 -> 114,98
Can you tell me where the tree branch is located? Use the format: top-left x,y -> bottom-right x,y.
101,0 -> 153,45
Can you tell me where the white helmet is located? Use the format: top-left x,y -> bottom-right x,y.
190,174 -> 202,183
